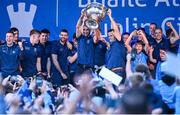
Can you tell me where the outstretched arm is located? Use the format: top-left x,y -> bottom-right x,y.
139,30 -> 150,53
166,22 -> 180,44
125,30 -> 137,53
148,46 -> 157,63
76,10 -> 87,38
107,9 -> 121,41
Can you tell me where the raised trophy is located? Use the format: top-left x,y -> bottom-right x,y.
82,2 -> 108,30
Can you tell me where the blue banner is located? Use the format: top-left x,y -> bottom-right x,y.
0,0 -> 180,40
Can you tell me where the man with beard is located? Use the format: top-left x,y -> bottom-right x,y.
76,11 -> 98,73
51,29 -> 70,86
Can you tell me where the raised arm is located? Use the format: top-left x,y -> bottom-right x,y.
76,10 -> 87,38
107,9 -> 121,41
125,30 -> 137,53
92,29 -> 100,44
166,22 -> 180,44
148,46 -> 157,63
139,30 -> 150,53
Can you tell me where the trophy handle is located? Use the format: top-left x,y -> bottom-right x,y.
99,7 -> 108,21
81,8 -> 86,15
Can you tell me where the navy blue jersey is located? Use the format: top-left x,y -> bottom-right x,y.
94,41 -> 107,66
51,41 -> 70,73
0,44 -> 22,77
51,41 -> 70,86
151,38 -> 170,61
147,34 -> 156,46
21,42 -> 41,77
106,40 -> 127,69
39,41 -> 52,72
77,35 -> 95,67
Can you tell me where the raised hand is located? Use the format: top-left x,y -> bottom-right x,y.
138,30 -> 145,36
166,22 -> 173,28
148,46 -> 154,54
132,30 -> 138,36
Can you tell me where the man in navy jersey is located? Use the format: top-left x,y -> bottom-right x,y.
51,29 -> 70,86
39,29 -> 52,78
150,28 -> 170,63
67,33 -> 78,85
76,11 -> 98,73
93,30 -> 109,72
105,9 -> 127,82
148,28 -> 170,79
94,40 -> 107,66
0,31 -> 22,78
20,29 -> 42,78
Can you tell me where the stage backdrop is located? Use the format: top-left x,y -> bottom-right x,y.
0,0 -> 180,41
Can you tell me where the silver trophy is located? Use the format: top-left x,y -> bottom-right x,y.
83,2 -> 108,30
